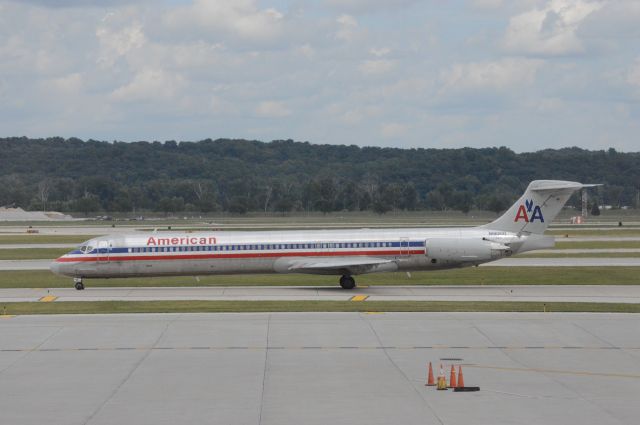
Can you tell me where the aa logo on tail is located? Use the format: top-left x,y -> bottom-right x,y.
514,199 -> 544,223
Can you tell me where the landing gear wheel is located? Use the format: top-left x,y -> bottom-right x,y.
339,275 -> 356,290
74,279 -> 84,290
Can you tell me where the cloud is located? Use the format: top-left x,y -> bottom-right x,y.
326,0 -> 418,14
577,1 -> 640,46
627,59 -> 640,87
110,69 -> 185,102
470,0 -> 504,9
162,0 -> 285,46
369,47 -> 391,57
11,0 -> 140,7
503,0 -> 604,55
380,122 -> 407,138
256,101 -> 292,118
49,73 -> 84,93
359,59 -> 395,75
96,21 -> 146,67
335,105 -> 382,125
1,0 -> 639,151
441,58 -> 543,92
335,14 -> 359,42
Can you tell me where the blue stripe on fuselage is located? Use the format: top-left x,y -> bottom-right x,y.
75,240 -> 425,255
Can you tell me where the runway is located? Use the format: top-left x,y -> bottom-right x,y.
3,256 -> 640,271
2,285 -> 640,304
1,312 -> 639,425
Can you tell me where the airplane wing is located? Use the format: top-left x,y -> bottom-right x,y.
283,256 -> 398,275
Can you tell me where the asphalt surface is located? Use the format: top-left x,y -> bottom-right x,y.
2,285 -> 640,304
1,312 -> 639,425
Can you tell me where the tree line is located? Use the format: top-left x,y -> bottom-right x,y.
1,137 -> 638,215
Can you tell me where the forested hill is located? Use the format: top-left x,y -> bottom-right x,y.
1,137 -> 638,214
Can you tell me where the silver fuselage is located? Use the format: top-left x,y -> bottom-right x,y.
50,227 -> 553,279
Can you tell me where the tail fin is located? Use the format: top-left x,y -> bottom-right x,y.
482,180 -> 600,235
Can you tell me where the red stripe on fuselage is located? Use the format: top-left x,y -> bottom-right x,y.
55,249 -> 425,263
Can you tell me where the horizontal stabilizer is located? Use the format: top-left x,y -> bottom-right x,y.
528,181 -> 602,192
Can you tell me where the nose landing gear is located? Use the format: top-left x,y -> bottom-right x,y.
339,275 -> 356,289
74,278 -> 85,291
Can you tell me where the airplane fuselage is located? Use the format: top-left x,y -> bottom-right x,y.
49,180 -> 594,290
50,226 -> 552,280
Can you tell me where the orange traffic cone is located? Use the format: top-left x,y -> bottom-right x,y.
457,365 -> 464,388
425,362 -> 435,386
448,365 -> 457,388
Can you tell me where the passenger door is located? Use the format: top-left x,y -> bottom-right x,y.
97,240 -> 110,262
399,238 -> 410,257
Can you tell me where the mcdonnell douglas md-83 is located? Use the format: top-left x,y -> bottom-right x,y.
51,180 -> 597,290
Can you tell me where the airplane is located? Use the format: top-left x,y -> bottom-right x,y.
50,180 -> 598,290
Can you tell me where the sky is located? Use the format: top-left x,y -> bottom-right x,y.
0,0 -> 639,152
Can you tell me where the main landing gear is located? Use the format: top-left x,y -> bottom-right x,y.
339,275 -> 356,290
74,278 -> 85,291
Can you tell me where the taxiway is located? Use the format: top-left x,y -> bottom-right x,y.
1,312 -> 639,425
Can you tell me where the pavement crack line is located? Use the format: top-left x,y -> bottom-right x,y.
571,321 -> 619,350
472,324 -> 626,425
258,313 -> 271,425
82,317 -> 177,425
0,325 -> 64,376
360,313 -> 445,425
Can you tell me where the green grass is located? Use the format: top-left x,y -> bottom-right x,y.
1,267 -> 639,289
0,248 -> 69,260
0,235 -> 97,244
1,300 -> 638,315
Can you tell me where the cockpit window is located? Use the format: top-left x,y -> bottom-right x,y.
79,246 -> 87,253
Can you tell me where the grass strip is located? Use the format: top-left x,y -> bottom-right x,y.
1,300 -> 639,315
0,248 -> 69,260
1,267 -> 639,289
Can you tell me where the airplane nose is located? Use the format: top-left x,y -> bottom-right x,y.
49,260 -> 62,275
